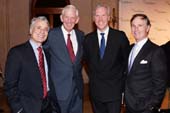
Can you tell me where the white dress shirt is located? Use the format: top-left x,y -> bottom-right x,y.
61,25 -> 78,55
29,39 -> 49,91
128,38 -> 148,71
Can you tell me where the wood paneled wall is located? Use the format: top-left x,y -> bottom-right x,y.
0,0 -> 29,86
0,0 -> 8,71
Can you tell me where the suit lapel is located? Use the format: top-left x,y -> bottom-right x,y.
25,41 -> 39,68
57,27 -> 72,64
25,41 -> 42,82
100,28 -> 116,61
92,29 -> 112,63
93,31 -> 101,61
102,28 -> 113,60
74,30 -> 82,64
130,40 -> 151,71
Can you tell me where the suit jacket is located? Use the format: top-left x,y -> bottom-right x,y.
83,28 -> 130,102
125,39 -> 167,112
4,41 -> 58,113
161,41 -> 170,87
46,26 -> 84,100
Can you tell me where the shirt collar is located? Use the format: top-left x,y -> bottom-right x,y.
135,38 -> 148,48
61,25 -> 74,35
29,39 -> 42,50
97,26 -> 109,36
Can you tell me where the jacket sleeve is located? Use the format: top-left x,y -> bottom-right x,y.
4,48 -> 23,113
148,47 -> 167,109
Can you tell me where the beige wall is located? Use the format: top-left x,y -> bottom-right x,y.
119,0 -> 170,45
71,0 -> 93,34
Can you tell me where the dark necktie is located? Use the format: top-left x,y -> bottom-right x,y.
37,47 -> 47,98
100,33 -> 105,59
67,34 -> 75,62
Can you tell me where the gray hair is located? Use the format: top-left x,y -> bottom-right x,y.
61,5 -> 79,17
30,16 -> 50,34
93,3 -> 111,16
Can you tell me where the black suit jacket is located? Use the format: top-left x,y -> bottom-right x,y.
125,39 -> 167,112
161,41 -> 170,87
83,28 -> 130,102
4,41 -> 58,113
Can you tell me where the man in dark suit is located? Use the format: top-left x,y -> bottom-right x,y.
4,16 -> 59,113
83,4 -> 130,113
45,5 -> 84,113
125,14 -> 167,113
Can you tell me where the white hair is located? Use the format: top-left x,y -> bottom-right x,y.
61,5 -> 79,17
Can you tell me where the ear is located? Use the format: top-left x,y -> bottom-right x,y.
75,17 -> 80,24
108,15 -> 111,21
60,15 -> 63,22
146,25 -> 151,33
93,16 -> 95,22
30,28 -> 32,35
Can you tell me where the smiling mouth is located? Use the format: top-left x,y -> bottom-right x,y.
37,34 -> 45,38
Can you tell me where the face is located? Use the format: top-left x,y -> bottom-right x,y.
131,16 -> 150,42
94,7 -> 110,31
30,20 -> 49,46
60,9 -> 79,32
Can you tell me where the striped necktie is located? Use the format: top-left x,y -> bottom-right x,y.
37,47 -> 47,98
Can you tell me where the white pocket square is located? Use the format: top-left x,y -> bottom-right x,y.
140,60 -> 148,64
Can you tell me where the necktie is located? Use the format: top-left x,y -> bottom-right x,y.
37,47 -> 47,98
67,34 -> 75,62
100,33 -> 105,59
128,45 -> 137,72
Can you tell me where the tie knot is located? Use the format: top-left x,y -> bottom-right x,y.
100,33 -> 105,36
68,34 -> 71,37
37,47 -> 42,53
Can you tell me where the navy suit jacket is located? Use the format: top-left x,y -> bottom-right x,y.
4,41 -> 58,113
46,26 -> 84,100
83,28 -> 130,102
125,39 -> 167,112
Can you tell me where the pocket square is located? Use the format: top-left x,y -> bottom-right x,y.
140,60 -> 148,64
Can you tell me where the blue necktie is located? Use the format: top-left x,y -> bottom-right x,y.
100,33 -> 105,59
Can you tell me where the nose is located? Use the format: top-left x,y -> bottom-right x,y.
133,26 -> 139,31
98,16 -> 103,21
40,29 -> 46,34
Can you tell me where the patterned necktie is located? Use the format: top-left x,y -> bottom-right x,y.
67,34 -> 75,62
37,47 -> 47,98
100,33 -> 105,59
